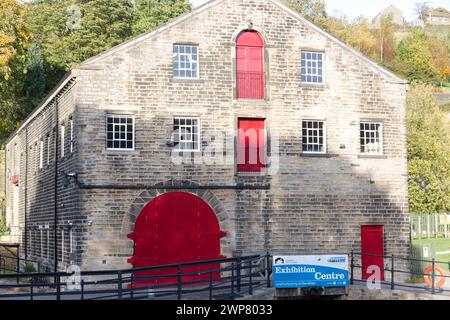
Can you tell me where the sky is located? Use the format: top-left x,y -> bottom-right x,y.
190,0 -> 450,22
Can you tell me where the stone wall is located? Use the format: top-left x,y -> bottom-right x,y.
5,0 -> 410,271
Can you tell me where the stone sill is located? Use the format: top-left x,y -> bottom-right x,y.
171,78 -> 205,84
357,154 -> 388,159
300,153 -> 338,158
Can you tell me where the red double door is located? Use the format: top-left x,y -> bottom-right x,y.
361,225 -> 385,281
128,192 -> 226,287
237,118 -> 265,173
236,31 -> 264,99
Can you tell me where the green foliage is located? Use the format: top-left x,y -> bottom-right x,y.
23,262 -> 36,273
394,28 -> 441,84
284,0 -> 326,21
22,43 -> 46,112
407,83 -> 450,213
132,0 -> 191,36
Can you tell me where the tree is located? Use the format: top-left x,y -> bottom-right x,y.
407,83 -> 450,213
22,43 -> 46,112
132,0 -> 191,36
0,0 -> 32,143
415,2 -> 431,23
376,15 -> 395,63
427,37 -> 450,83
394,28 -> 440,83
284,0 -> 327,21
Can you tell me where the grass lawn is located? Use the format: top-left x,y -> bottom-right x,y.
412,238 -> 450,272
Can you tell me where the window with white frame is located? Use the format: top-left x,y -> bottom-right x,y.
60,124 -> 65,158
302,120 -> 326,153
301,51 -> 324,84
173,44 -> 199,79
39,139 -> 44,169
173,117 -> 200,151
69,118 -> 74,153
106,114 -> 134,150
46,134 -> 51,166
360,122 -> 383,154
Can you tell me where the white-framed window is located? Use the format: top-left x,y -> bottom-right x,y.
360,122 -> 383,155
39,139 -> 44,169
69,118 -> 74,153
173,44 -> 199,79
46,134 -> 51,166
106,114 -> 135,150
302,120 -> 326,154
173,116 -> 200,152
39,226 -> 43,258
69,229 -> 73,254
46,226 -> 50,259
60,124 -> 65,158
301,51 -> 324,84
61,229 -> 65,265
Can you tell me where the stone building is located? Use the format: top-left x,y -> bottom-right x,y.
371,5 -> 405,29
428,8 -> 450,26
3,0 -> 410,279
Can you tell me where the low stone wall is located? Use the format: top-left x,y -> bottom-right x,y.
346,284 -> 450,300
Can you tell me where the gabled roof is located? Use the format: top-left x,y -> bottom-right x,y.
4,0 -> 408,146
80,0 -> 407,83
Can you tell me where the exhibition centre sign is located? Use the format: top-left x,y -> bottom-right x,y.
273,255 -> 349,288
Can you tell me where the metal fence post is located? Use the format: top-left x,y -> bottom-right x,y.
130,274 -> 134,300
236,257 -> 241,292
350,250 -> 354,285
118,271 -> 123,300
231,262 -> 235,300
266,251 -> 271,288
248,260 -> 253,295
16,255 -> 20,284
209,270 -> 213,300
431,258 -> 436,294
81,279 -> 84,300
391,255 -> 395,290
56,273 -> 61,301
177,265 -> 182,300
30,281 -> 34,301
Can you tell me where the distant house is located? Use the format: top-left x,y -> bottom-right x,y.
371,5 -> 405,29
428,8 -> 450,26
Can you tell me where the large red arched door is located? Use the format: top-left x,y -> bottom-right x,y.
127,192 -> 226,286
236,31 -> 264,99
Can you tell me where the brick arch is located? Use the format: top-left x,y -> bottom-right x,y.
121,180 -> 228,238
230,25 -> 270,47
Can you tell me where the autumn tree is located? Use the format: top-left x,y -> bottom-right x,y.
376,15 -> 395,63
0,0 -> 32,143
395,28 -> 440,83
284,0 -> 327,22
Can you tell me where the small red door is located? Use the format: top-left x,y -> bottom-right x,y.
128,192 -> 226,287
237,118 -> 265,173
361,225 -> 385,281
236,31 -> 264,99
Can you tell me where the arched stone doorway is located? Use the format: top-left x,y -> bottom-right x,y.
127,192 -> 227,285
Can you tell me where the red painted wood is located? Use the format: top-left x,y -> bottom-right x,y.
236,31 -> 264,99
237,118 -> 265,173
361,225 -> 385,281
128,192 -> 226,286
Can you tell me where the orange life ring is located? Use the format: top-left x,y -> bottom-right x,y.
423,265 -> 446,288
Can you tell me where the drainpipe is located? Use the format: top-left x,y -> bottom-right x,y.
53,99 -> 59,272
24,128 -> 28,259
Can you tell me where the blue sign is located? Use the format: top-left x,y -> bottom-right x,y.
273,255 -> 349,289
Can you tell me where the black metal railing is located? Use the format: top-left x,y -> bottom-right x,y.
0,253 -> 273,300
350,250 -> 450,295
236,71 -> 264,99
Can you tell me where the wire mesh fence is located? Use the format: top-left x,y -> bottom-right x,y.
411,213 -> 450,239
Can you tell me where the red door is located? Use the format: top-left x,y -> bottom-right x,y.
236,31 -> 264,99
127,192 -> 226,286
361,225 -> 385,281
237,118 -> 265,173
